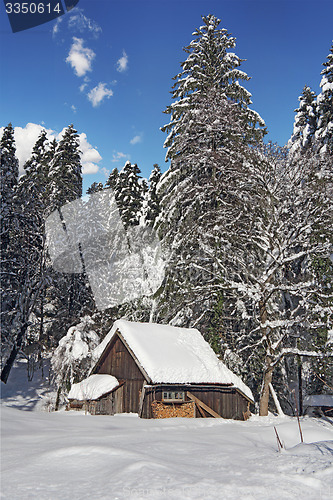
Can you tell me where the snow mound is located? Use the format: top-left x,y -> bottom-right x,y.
68,374 -> 119,401
94,320 -> 253,401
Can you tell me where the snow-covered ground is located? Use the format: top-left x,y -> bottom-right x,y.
1,361 -> 333,500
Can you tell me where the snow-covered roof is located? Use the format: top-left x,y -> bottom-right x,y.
68,374 -> 119,401
94,320 -> 253,401
303,395 -> 333,407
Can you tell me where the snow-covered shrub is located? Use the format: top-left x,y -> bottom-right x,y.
51,316 -> 100,400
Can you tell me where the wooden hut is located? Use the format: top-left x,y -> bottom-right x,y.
68,320 -> 254,420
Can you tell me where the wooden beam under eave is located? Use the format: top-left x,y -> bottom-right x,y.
186,391 -> 222,418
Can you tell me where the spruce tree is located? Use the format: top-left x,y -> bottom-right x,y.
0,123 -> 19,254
288,85 -> 317,157
48,124 -> 82,212
0,124 -> 19,357
105,167 -> 119,191
45,125 -> 94,347
161,14 -> 266,163
155,15 -> 265,335
86,181 -> 104,195
315,43 -> 333,155
145,164 -> 161,227
116,161 -> 143,228
1,128 -> 48,383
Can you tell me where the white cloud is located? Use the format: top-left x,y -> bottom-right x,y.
66,37 -> 95,77
71,104 -> 77,113
87,82 -> 113,107
101,167 -> 110,178
79,82 -> 88,92
52,8 -> 102,38
78,132 -> 102,174
0,123 -> 102,176
67,8 -> 102,38
130,134 -> 143,145
116,50 -> 128,73
52,17 -> 62,37
112,151 -> 128,163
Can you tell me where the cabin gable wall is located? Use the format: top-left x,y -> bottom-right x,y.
93,334 -> 145,413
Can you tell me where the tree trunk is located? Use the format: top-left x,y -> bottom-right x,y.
1,322 -> 28,383
55,386 -> 62,411
259,357 -> 273,416
258,297 -> 273,416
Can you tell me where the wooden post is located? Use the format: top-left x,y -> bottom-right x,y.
274,426 -> 283,451
292,389 -> 304,443
138,382 -> 146,418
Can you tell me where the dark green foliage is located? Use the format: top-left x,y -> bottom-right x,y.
316,44 -> 333,154
146,164 -> 161,227
288,85 -> 317,156
116,161 -> 144,228
0,123 -> 19,354
161,14 -> 266,162
48,124 -> 82,212
86,181 -> 104,195
105,167 -> 119,191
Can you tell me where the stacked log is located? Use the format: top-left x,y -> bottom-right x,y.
151,400 -> 195,418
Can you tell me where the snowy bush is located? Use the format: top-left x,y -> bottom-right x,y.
51,316 -> 100,399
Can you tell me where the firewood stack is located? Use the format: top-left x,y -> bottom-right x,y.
151,400 -> 195,418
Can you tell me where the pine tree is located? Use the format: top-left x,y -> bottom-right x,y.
155,16 -> 265,333
315,43 -> 333,155
45,125 -> 94,348
1,129 -> 48,383
116,161 -> 143,228
0,124 -> 19,358
105,167 -> 119,191
288,85 -> 317,157
0,123 -> 19,254
145,164 -> 161,227
161,14 -> 266,163
86,182 -> 104,195
48,124 -> 82,212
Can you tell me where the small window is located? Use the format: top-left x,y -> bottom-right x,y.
162,391 -> 185,402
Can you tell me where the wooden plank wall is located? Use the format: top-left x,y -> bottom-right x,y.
94,335 -> 146,414
142,386 -> 248,420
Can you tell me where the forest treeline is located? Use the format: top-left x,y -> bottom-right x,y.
1,15 -> 332,415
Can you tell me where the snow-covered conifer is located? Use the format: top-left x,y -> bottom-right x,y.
288,86 -> 317,157
0,124 -> 19,361
48,124 -> 82,212
145,164 -> 161,227
86,181 -> 104,195
0,123 -> 19,254
154,15 -> 266,334
105,167 -> 119,191
116,161 -> 143,228
1,129 -> 49,383
161,14 -> 266,163
315,43 -> 333,155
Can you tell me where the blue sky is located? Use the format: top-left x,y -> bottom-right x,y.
1,0 -> 332,194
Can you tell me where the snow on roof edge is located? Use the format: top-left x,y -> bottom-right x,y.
68,374 -> 119,401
